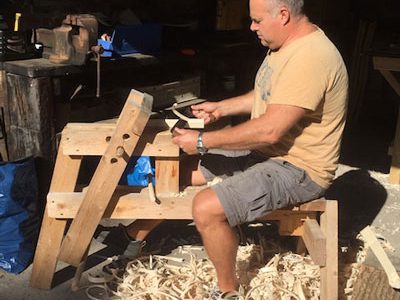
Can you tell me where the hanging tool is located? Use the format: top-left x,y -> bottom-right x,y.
14,13 -> 21,32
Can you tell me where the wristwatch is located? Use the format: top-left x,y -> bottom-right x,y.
196,132 -> 208,155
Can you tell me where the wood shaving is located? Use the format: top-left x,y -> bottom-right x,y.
87,244 -> 320,300
341,235 -> 368,299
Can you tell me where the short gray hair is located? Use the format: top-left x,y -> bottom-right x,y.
270,0 -> 304,16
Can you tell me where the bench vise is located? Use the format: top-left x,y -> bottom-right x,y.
36,14 -> 98,65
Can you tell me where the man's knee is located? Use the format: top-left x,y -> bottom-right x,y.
192,188 -> 226,230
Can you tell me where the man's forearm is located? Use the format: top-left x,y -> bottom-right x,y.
217,90 -> 254,117
202,117 -> 272,150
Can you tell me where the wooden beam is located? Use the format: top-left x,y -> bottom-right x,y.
302,219 -> 326,266
373,56 -> 400,72
48,186 -> 318,224
299,198 -> 327,212
320,200 -> 338,300
61,121 -> 179,157
47,187 -> 199,219
30,146 -> 82,289
58,90 -> 152,267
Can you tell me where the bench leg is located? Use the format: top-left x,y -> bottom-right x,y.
320,200 -> 338,300
30,148 -> 82,289
71,245 -> 90,291
30,211 -> 69,289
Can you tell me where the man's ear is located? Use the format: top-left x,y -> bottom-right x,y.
279,6 -> 290,25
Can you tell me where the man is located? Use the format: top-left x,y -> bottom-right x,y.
100,0 -> 348,297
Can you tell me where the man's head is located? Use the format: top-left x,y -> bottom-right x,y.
249,0 -> 305,50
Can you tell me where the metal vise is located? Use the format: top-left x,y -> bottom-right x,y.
36,14 -> 98,65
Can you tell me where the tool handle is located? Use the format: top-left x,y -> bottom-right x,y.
14,13 -> 21,31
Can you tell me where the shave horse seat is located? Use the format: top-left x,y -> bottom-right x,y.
30,89 -> 338,300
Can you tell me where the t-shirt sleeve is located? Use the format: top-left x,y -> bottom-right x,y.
268,48 -> 329,111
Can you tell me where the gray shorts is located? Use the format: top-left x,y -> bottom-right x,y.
199,150 -> 325,227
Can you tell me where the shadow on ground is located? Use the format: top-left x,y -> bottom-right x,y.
326,169 -> 387,240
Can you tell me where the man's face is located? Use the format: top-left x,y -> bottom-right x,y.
249,0 -> 283,50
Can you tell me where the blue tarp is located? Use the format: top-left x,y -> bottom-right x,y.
0,157 -> 39,273
120,156 -> 155,187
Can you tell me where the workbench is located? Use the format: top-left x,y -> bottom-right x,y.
373,56 -> 400,184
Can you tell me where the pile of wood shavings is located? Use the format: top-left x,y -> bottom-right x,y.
87,244 -> 320,300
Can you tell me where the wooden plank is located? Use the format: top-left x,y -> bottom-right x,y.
62,123 -> 179,157
373,56 -> 400,72
302,219 -> 326,266
319,200 -> 338,300
155,157 -> 179,195
47,186 -> 200,219
258,210 -> 317,236
58,90 -> 152,267
299,198 -> 327,211
360,226 -> 400,289
30,146 -> 82,289
48,186 -> 318,222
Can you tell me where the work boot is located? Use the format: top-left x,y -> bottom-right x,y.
94,224 -> 145,258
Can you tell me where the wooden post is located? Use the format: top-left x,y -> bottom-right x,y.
30,145 -> 82,289
320,200 -> 338,300
155,157 -> 180,195
58,90 -> 152,266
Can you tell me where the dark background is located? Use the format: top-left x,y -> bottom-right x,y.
1,0 -> 399,172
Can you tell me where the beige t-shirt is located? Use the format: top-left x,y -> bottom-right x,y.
252,28 -> 348,188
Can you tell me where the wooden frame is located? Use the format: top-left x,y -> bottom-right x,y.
30,89 -> 338,299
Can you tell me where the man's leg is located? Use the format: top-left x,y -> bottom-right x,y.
192,187 -> 239,292
125,219 -> 164,240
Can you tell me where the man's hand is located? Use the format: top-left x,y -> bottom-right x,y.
171,128 -> 199,155
191,102 -> 220,125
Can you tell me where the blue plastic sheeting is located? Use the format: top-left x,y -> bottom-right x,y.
120,156 -> 155,187
0,157 -> 39,273
98,23 -> 162,57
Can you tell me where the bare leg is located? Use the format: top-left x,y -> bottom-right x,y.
125,219 -> 164,240
180,154 -> 207,186
192,187 -> 239,292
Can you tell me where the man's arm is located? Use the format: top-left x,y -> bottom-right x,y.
191,90 -> 254,124
172,104 -> 306,154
